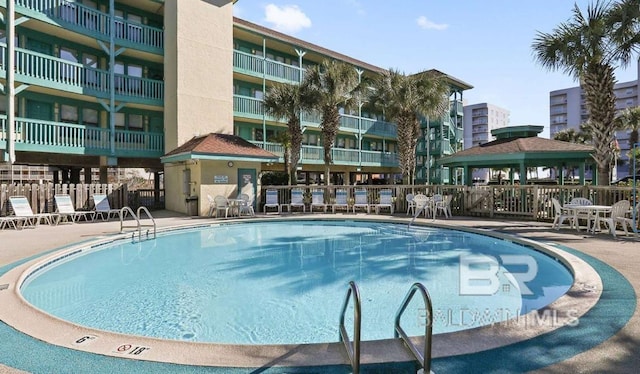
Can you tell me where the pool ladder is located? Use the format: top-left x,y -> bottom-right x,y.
338,281 -> 434,374
120,206 -> 157,242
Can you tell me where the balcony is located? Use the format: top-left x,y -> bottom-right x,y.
13,0 -> 163,54
233,50 -> 302,83
248,141 -> 398,167
0,116 -> 164,158
234,95 -> 397,137
0,45 -> 163,105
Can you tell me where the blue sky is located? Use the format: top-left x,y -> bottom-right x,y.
233,1 -> 639,136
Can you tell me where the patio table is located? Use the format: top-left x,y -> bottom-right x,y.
564,204 -> 612,233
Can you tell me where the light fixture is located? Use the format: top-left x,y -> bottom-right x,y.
227,161 -> 234,167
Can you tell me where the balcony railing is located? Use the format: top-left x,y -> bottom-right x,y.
14,0 -> 163,52
233,50 -> 302,83
0,45 -> 163,104
234,95 -> 397,137
248,141 -> 398,167
1,116 -> 163,158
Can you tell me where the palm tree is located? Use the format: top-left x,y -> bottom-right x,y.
368,68 -> 449,184
532,0 -> 640,185
614,106 -> 640,150
263,82 -> 315,185
304,60 -> 360,185
553,124 -> 593,180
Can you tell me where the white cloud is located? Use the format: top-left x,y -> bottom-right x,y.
264,4 -> 312,34
416,16 -> 448,31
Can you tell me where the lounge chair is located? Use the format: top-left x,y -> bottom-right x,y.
92,194 -> 122,221
286,188 -> 306,213
9,196 -> 59,227
374,189 -> 394,214
55,194 -> 96,223
352,188 -> 370,214
263,189 -> 281,214
0,215 -> 29,230
551,198 -> 575,230
330,189 -> 349,213
214,195 -> 230,218
310,189 -> 327,213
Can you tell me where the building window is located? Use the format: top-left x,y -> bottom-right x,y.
129,114 -> 143,130
82,108 -> 98,126
60,105 -> 79,123
115,112 -> 126,128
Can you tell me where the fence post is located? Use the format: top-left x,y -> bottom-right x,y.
532,185 -> 539,220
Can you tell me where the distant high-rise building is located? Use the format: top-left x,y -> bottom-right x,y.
463,103 -> 510,183
549,62 -> 640,179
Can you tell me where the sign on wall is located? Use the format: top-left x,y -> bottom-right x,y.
214,175 -> 229,184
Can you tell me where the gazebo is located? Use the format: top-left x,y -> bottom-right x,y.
438,125 -> 595,186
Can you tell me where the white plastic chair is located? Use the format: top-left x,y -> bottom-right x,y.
238,193 -> 255,216
352,189 -> 370,213
602,200 -> 632,237
406,193 -> 416,216
568,197 -> 593,230
374,189 -> 394,214
263,189 -> 281,214
412,194 -> 430,218
214,195 -> 230,218
551,197 -> 575,230
310,189 -> 327,213
207,194 -> 216,217
435,194 -> 452,218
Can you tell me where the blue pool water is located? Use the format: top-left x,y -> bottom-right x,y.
20,220 -> 573,345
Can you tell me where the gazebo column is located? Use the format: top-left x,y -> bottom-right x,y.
559,163 -> 565,185
464,164 -> 473,186
509,168 -> 515,184
579,162 -> 586,185
519,162 -> 527,185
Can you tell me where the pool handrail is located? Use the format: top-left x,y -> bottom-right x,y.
394,282 -> 433,373
119,206 -> 157,241
339,280 -> 361,374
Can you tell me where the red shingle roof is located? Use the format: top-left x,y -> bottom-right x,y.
164,133 -> 276,159
450,137 -> 594,157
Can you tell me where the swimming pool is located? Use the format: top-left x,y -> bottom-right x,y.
19,220 -> 573,345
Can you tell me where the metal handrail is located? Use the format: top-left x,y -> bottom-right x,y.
394,283 -> 433,373
339,281 -> 361,374
119,206 -> 156,241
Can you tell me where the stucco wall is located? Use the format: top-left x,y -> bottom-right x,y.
164,0 -> 234,152
164,159 -> 263,216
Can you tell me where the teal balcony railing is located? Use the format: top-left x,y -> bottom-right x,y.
233,50 -> 302,83
0,45 -> 163,104
14,0 -> 163,52
248,141 -> 398,167
234,95 -> 397,137
1,116 -> 163,158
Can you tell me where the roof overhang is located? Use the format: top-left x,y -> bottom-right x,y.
161,152 -> 278,164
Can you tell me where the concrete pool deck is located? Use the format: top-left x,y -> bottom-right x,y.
0,211 -> 638,373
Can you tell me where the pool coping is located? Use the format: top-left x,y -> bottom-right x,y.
0,216 -> 603,369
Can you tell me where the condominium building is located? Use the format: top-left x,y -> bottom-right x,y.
549,63 -> 640,179
462,102 -> 510,183
0,1 -> 471,214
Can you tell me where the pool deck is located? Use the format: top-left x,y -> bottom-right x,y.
0,210 -> 639,373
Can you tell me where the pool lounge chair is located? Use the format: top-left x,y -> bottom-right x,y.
310,189 -> 327,213
330,189 -> 349,213
374,189 -> 394,214
286,188 -> 306,213
352,189 -> 370,214
55,194 -> 96,223
263,189 -> 281,214
8,196 -> 59,227
92,194 -> 122,221
0,215 -> 29,230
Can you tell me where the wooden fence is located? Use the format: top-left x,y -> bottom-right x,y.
0,183 -> 128,216
259,184 -> 638,222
